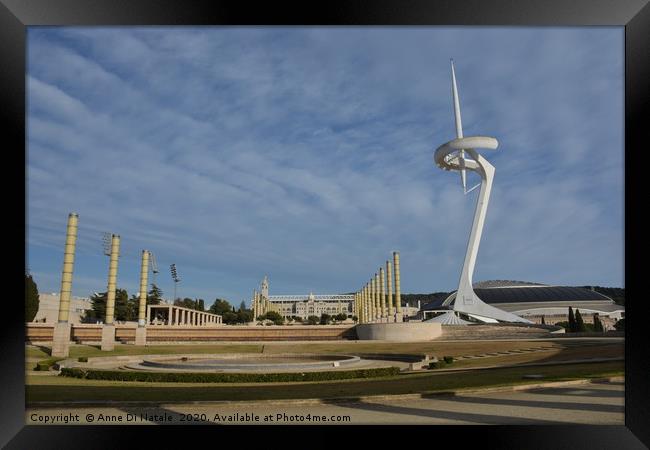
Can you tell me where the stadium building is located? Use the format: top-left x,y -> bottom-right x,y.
421,280 -> 624,330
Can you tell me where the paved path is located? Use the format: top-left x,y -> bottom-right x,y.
26,380 -> 624,425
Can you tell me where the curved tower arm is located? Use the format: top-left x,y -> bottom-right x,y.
433,63 -> 531,324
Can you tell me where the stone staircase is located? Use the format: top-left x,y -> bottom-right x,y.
439,324 -> 553,340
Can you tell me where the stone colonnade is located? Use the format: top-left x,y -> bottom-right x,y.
147,305 -> 222,326
355,251 -> 402,324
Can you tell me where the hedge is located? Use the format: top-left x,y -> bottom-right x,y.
59,366 -> 401,383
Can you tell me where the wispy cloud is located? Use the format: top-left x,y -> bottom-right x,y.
26,27 -> 624,304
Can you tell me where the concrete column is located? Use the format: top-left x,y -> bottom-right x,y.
366,283 -> 371,322
147,305 -> 152,324
135,250 -> 149,346
363,286 -> 368,323
102,234 -> 120,351
362,284 -> 366,322
137,250 -> 150,327
386,260 -> 394,321
52,213 -> 79,357
368,284 -> 375,322
56,213 -> 78,324
371,274 -> 374,321
394,251 -> 402,318
379,267 -> 388,318
252,290 -> 258,321
104,235 -> 120,325
355,292 -> 360,320
358,290 -> 363,323
370,278 -> 375,321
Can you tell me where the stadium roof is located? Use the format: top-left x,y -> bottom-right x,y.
422,282 -> 615,311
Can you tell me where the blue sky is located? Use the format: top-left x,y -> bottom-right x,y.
26,27 -> 624,306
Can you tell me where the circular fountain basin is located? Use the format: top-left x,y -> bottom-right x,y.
134,353 -> 362,372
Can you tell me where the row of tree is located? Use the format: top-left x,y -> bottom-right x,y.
82,286 -> 258,324
553,307 -> 609,333
255,312 -> 354,325
83,284 -> 164,323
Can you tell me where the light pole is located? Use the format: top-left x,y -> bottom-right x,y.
170,264 -> 180,304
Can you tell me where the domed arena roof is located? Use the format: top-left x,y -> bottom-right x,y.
472,280 -> 547,289
422,281 -> 616,311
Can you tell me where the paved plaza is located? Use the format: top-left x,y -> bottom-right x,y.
26,379 -> 623,425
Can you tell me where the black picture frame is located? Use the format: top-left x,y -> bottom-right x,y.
3,0 -> 648,447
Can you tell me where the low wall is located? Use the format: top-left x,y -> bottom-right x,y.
356,322 -> 442,341
25,323 -> 357,344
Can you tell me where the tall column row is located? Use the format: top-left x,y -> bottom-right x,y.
356,251 -> 402,324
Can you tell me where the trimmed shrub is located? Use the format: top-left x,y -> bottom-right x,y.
78,357 -> 88,362
443,356 -> 454,364
60,368 -> 87,378
34,357 -> 63,371
59,366 -> 401,383
35,362 -> 50,371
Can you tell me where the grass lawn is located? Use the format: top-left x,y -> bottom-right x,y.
26,361 -> 623,403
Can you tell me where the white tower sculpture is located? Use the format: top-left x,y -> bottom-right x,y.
434,61 -> 531,324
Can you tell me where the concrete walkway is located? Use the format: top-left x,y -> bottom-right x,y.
26,378 -> 624,425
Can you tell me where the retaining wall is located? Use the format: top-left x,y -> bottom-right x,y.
25,323 -> 357,344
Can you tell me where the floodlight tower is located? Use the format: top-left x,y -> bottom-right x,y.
434,60 -> 531,324
170,264 -> 180,304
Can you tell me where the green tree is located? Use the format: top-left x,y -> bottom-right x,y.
575,309 -> 586,332
352,315 -> 358,323
174,297 -> 203,310
210,298 -> 233,316
259,311 -> 284,325
114,289 -> 129,322
307,315 -> 319,325
127,294 -> 140,322
320,313 -> 331,325
84,289 -> 129,323
25,274 -> 40,322
593,314 -> 604,332
568,307 -> 576,332
85,292 -> 107,323
148,284 -> 163,305
197,299 -> 205,311
335,313 -> 348,322
222,311 -> 238,324
239,300 -> 246,312
237,309 -> 253,323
